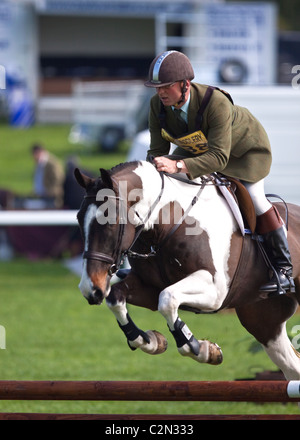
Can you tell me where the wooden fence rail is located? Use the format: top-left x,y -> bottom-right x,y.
0,380 -> 299,420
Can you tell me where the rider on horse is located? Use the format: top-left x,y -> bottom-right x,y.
144,50 -> 295,295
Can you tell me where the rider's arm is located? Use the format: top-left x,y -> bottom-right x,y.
183,91 -> 233,180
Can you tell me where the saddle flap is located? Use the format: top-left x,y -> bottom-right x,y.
225,176 -> 256,234
216,174 -> 256,234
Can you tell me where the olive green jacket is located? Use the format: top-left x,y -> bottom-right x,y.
34,154 -> 65,208
147,83 -> 272,183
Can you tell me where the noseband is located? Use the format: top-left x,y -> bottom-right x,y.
82,193 -> 126,276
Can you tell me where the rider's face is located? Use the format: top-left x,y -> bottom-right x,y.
156,81 -> 189,107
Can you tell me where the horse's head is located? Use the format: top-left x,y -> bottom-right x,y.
74,167 -> 136,305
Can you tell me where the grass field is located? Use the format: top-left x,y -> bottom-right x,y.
0,123 -> 129,195
0,123 -> 300,416
0,258 -> 299,416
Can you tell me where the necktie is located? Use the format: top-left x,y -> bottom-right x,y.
173,108 -> 188,133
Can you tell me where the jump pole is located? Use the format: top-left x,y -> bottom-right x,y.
0,380 -> 299,403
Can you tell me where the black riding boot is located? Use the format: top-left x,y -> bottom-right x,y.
259,226 -> 295,294
257,206 -> 295,295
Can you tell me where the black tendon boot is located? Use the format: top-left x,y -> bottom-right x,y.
256,205 -> 295,295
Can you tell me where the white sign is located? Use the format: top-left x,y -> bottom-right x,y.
195,3 -> 277,85
0,2 -> 38,99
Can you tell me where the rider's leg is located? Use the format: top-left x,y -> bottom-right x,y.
243,179 -> 295,294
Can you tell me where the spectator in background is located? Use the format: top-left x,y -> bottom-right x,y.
32,144 -> 65,208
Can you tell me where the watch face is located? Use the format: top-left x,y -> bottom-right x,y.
177,161 -> 183,169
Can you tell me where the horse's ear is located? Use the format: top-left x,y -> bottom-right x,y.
100,168 -> 113,189
74,168 -> 94,189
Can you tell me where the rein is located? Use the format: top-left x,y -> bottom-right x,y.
82,171 -> 165,275
82,169 -> 230,274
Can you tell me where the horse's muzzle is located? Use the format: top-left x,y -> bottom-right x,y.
79,268 -> 111,305
87,289 -> 104,305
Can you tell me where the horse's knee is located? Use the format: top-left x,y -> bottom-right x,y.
158,288 -> 178,319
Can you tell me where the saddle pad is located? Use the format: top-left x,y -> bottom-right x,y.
216,175 -> 256,235
217,182 -> 246,235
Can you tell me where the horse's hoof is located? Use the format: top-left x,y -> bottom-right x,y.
147,330 -> 168,355
208,342 -> 223,365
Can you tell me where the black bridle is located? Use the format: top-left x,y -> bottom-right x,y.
82,173 -> 165,276
82,193 -> 126,276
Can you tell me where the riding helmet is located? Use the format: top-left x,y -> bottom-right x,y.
144,50 -> 195,88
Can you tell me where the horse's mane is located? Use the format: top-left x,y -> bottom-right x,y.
109,160 -> 142,176
92,160 -> 144,193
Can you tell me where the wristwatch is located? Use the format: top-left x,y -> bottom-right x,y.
176,161 -> 183,173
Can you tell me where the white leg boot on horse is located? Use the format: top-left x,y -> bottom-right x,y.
169,317 -> 223,365
257,206 -> 296,295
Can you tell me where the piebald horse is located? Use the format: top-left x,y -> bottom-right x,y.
75,160 -> 300,379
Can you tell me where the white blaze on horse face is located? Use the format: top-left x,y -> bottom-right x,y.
78,204 -> 98,298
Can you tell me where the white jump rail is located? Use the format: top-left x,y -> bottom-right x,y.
0,210 -> 78,226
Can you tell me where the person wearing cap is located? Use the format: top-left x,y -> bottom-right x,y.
144,50 -> 295,295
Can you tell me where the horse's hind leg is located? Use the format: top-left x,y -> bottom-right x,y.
236,295 -> 300,380
106,272 -> 168,355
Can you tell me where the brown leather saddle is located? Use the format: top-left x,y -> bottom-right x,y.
222,175 -> 256,234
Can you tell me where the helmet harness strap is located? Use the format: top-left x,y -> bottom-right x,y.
174,80 -> 187,107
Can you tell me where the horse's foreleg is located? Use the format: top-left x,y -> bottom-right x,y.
106,274 -> 167,355
158,270 -> 224,365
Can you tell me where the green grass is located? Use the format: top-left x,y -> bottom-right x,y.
0,259 -> 299,416
0,123 -> 129,195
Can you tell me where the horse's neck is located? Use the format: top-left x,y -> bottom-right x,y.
124,162 -> 232,233
128,163 -> 166,229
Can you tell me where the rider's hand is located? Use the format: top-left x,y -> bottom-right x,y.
154,157 -> 186,174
